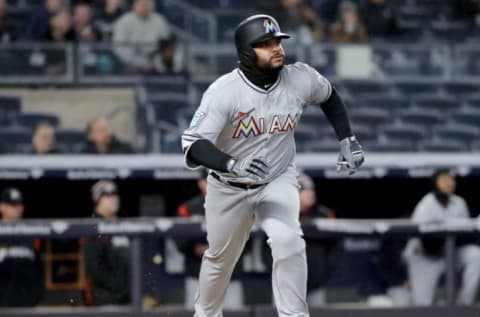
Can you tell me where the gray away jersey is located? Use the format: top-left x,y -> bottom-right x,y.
181,62 -> 332,183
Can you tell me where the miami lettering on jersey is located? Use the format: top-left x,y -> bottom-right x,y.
232,113 -> 300,138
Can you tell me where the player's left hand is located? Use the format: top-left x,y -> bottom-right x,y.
337,136 -> 364,175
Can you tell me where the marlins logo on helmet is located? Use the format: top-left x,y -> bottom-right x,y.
263,19 -> 276,33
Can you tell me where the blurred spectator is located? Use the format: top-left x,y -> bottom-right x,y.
449,0 -> 480,22
80,118 -> 134,154
330,1 -> 367,43
0,188 -> 43,307
176,169 -> 244,309
296,2 -> 324,44
83,180 -> 130,305
297,173 -> 337,306
360,0 -> 398,38
73,2 -> 101,42
313,0 -> 341,24
95,0 -> 125,41
404,169 -> 480,305
258,0 -> 323,44
113,0 -> 170,71
0,0 -> 15,42
41,9 -> 75,42
149,36 -> 186,75
29,122 -> 61,155
25,0 -> 64,40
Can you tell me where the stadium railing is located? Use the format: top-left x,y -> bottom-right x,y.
0,153 -> 479,180
0,43 -> 479,85
0,216 -> 479,315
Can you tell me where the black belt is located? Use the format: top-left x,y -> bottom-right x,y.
210,172 -> 266,190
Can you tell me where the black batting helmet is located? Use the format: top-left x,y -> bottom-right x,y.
234,14 -> 290,66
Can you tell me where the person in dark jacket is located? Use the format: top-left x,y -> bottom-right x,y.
41,9 -> 75,43
95,0 -> 125,41
360,0 -> 398,38
0,188 -> 43,307
29,122 -> 61,155
176,169 -> 244,309
83,180 -> 130,305
80,118 -> 134,154
25,0 -> 65,40
297,173 -> 337,306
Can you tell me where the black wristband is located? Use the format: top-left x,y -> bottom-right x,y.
319,88 -> 353,141
187,139 -> 233,173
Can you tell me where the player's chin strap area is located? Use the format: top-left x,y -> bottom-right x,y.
210,172 -> 266,190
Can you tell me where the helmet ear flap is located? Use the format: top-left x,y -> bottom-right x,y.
240,49 -> 257,67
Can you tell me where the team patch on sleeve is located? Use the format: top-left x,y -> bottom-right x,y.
189,111 -> 206,128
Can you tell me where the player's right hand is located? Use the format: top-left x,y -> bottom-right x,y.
228,157 -> 269,181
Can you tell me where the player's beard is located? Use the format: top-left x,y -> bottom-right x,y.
239,52 -> 284,89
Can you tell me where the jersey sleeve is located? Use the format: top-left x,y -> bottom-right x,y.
181,91 -> 230,169
303,63 -> 333,105
458,197 -> 470,218
412,196 -> 435,224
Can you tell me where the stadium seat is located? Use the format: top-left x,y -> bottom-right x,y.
430,21 -> 470,42
55,129 -> 86,152
461,94 -> 480,110
420,138 -> 469,152
395,82 -> 440,96
443,82 -> 480,96
398,108 -> 444,126
141,77 -> 188,95
364,140 -> 415,152
294,125 -> 318,142
149,94 -> 190,127
351,124 -> 377,142
434,124 -> 478,144
217,55 -> 238,74
14,113 -> 60,129
350,107 -> 392,126
0,95 -> 21,125
357,95 -> 409,112
295,125 -> 319,152
472,140 -> 480,152
0,127 -> 31,153
304,139 -> 339,153
161,132 -> 183,153
411,94 -> 460,112
451,109 -> 480,128
342,80 -> 391,96
398,6 -> 434,24
300,107 -> 329,127
381,123 -> 427,142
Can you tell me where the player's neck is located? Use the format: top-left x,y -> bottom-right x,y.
239,62 -> 281,90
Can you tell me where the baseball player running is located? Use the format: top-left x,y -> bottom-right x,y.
181,14 -> 364,317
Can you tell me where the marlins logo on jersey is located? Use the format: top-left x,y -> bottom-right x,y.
232,111 -> 300,138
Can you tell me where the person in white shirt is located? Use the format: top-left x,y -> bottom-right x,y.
113,0 -> 170,70
405,169 -> 480,305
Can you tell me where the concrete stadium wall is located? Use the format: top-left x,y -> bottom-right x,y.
0,87 -> 135,142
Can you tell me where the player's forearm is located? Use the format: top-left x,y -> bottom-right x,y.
187,139 -> 233,173
319,88 -> 353,141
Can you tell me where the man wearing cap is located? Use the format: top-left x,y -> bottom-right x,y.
83,180 -> 131,305
0,188 -> 43,307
